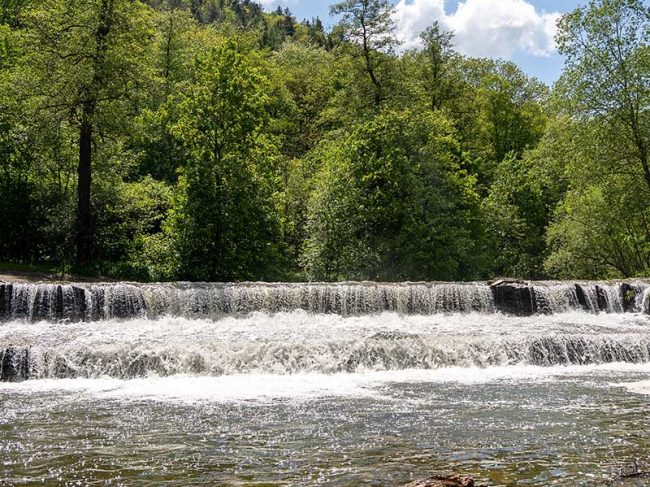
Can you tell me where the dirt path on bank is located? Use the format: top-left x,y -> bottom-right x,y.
0,270 -> 115,283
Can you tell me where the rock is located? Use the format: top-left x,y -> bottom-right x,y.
69,286 -> 88,322
0,282 -> 12,319
575,284 -> 589,310
491,279 -> 536,316
402,473 -> 477,487
595,285 -> 609,312
0,347 -> 30,382
54,284 -> 65,319
0,283 -> 6,318
620,283 -> 637,313
90,286 -> 106,321
609,460 -> 650,485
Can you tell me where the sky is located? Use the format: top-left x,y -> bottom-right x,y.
258,0 -> 588,85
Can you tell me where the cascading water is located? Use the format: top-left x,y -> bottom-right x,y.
1,280 -> 649,382
3,314 -> 650,381
1,280 -> 647,322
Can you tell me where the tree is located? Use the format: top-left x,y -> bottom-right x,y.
419,21 -> 457,111
0,0 -> 29,26
130,6 -> 199,184
540,0 -> 650,278
543,116 -> 650,278
330,0 -> 398,107
282,7 -> 296,37
305,17 -> 328,48
161,40 -> 283,281
546,183 -> 650,279
155,5 -> 196,91
454,59 -> 548,189
303,109 -> 483,281
484,119 -> 570,278
15,0 -> 155,266
556,0 -> 650,191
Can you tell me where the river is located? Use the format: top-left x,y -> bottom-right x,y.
1,281 -> 649,485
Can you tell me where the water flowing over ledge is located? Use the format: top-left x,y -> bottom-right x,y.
0,280 -> 649,322
2,325 -> 650,381
2,280 -> 649,382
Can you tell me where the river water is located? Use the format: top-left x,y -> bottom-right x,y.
1,282 -> 650,485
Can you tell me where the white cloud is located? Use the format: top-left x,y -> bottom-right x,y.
393,0 -> 447,50
259,0 -> 299,9
393,0 -> 560,58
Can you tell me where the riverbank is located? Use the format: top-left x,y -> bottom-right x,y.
0,263 -> 113,283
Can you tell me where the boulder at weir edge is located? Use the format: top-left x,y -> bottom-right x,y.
490,279 -> 536,316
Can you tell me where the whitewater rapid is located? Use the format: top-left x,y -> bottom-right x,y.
2,310 -> 650,381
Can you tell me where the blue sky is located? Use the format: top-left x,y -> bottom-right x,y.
259,0 -> 588,85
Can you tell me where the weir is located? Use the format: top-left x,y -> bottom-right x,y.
0,280 -> 648,322
1,279 -> 650,383
2,332 -> 650,381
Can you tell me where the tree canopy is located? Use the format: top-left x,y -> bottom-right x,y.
0,0 -> 648,282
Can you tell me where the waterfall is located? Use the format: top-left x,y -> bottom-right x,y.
2,319 -> 649,381
532,282 -> 631,314
2,279 -> 649,383
0,280 -> 648,322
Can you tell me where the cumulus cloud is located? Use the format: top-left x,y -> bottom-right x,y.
394,0 -> 560,58
393,0 -> 447,50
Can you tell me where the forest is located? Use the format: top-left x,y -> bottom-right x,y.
0,0 -> 648,282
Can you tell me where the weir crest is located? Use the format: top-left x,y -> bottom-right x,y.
0,280 -> 648,322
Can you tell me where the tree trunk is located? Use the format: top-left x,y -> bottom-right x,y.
74,0 -> 114,266
636,141 -> 650,194
76,113 -> 93,266
360,17 -> 381,107
363,47 -> 381,107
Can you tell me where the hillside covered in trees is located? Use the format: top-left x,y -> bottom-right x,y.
0,0 -> 648,282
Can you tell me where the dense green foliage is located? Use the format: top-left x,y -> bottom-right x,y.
0,0 -> 648,281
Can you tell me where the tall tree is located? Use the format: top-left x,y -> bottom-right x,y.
484,119 -> 570,278
330,0 -> 398,106
305,17 -> 328,48
556,0 -> 650,191
453,59 -> 547,189
303,109 -> 483,281
15,0 -> 155,265
163,40 -> 282,281
419,21 -> 457,111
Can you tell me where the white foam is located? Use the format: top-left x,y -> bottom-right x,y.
3,363 -> 650,403
614,379 -> 650,396
0,373 -> 377,403
2,312 -> 650,378
3,310 -> 649,346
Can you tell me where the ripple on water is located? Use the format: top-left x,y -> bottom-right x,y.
1,366 -> 650,485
